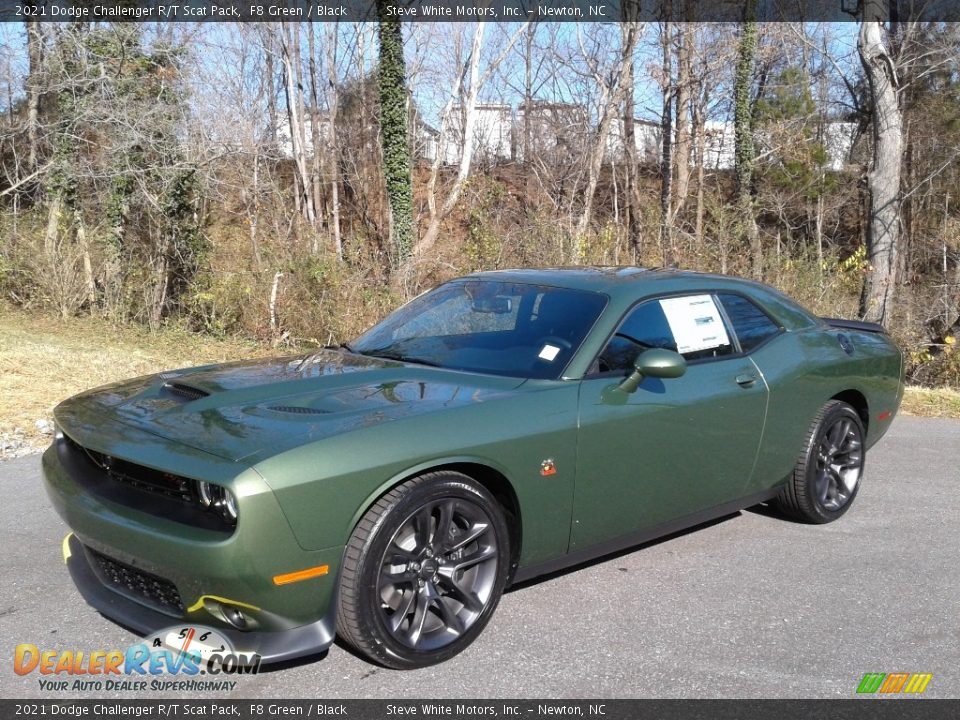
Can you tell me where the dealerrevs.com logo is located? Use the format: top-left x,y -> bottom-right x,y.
14,625 -> 261,692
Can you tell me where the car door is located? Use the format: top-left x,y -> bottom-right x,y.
570,292 -> 769,551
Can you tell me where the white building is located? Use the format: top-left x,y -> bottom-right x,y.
439,103 -> 514,165
514,102 -> 590,164
606,117 -> 662,164
277,106 -> 857,174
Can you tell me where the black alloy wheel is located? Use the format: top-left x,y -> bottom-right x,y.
775,400 -> 866,523
337,471 -> 510,669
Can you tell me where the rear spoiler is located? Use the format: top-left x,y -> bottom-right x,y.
821,317 -> 887,334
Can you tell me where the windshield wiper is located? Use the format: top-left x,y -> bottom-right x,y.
360,348 -> 442,367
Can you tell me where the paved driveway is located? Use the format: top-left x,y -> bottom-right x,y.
1,417 -> 957,699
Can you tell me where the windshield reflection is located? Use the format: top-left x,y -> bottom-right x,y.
351,280 -> 607,379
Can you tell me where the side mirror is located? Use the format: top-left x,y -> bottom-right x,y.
619,348 -> 687,393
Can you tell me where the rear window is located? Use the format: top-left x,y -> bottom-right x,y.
717,293 -> 781,352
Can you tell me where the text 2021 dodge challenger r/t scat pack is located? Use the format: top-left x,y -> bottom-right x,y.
43,268 -> 904,669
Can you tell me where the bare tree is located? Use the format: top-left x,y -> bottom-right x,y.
414,23 -> 527,260
621,21 -> 642,260
325,23 -> 343,261
574,24 -> 640,247
24,20 -> 44,173
659,20 -> 675,263
858,6 -> 902,324
673,22 -> 695,218
279,23 -> 317,230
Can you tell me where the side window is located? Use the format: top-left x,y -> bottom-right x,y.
596,294 -> 733,373
717,293 -> 780,352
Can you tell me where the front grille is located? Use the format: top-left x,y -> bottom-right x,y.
89,548 -> 184,615
58,434 -> 236,533
80,444 -> 195,503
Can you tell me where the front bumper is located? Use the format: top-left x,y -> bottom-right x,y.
42,433 -> 342,665
64,534 -> 335,664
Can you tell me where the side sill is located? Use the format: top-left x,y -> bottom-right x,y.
510,486 -> 782,585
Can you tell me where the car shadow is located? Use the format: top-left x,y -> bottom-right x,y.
178,505 -> 787,673
261,649 -> 330,673
743,500 -> 802,523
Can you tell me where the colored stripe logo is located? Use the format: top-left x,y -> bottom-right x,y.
857,672 -> 932,694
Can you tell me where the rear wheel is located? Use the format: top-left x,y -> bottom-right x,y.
336,471 -> 509,669
775,400 -> 865,523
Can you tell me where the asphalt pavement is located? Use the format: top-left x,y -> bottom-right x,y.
1,416 -> 957,699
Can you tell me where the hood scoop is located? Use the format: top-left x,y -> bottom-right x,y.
268,405 -> 329,415
161,382 -> 211,402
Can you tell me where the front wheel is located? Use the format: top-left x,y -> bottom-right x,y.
336,471 -> 510,669
774,400 -> 866,524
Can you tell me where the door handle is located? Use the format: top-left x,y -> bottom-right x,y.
735,373 -> 757,387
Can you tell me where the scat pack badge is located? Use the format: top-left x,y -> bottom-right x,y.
14,624 -> 260,692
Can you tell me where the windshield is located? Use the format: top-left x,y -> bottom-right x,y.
351,280 -> 607,379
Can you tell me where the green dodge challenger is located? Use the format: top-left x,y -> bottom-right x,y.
43,268 -> 904,669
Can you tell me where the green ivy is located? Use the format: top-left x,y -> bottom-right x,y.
376,4 -> 414,268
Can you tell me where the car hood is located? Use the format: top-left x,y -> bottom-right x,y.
55,350 -> 525,463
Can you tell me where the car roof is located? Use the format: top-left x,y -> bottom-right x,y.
465,266 -> 769,300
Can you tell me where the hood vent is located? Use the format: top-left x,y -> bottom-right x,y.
162,382 -> 210,402
269,405 -> 329,415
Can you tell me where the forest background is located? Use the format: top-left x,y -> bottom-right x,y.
1,16 -> 958,450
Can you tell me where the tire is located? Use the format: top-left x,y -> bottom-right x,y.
774,400 -> 866,524
336,471 -> 510,669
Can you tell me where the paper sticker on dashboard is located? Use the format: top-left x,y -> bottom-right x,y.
539,344 -> 561,361
659,295 -> 730,354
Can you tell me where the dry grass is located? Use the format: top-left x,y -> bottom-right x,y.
0,307 -> 276,456
900,385 -> 960,419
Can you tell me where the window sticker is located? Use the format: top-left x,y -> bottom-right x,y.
539,344 -> 561,361
658,295 -> 730,355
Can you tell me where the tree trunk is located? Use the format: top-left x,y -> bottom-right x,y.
264,30 -> 278,150
248,153 -> 263,269
280,24 -> 317,229
44,191 -> 62,260
858,12 -> 902,325
523,24 -> 534,165
575,24 -> 641,254
734,10 -> 761,278
376,6 -> 414,271
307,22 -> 324,248
416,24 -> 486,259
75,209 -> 96,306
414,23 -> 526,261
326,24 -> 343,262
659,21 -> 675,265
621,22 -> 642,262
25,20 -> 43,173
673,23 -> 694,217
693,92 -> 706,254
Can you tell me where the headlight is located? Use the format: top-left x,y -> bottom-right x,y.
197,481 -> 239,524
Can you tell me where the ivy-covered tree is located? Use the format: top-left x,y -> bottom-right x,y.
376,4 -> 414,272
29,24 -> 202,326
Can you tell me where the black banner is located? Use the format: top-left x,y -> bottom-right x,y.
2,0 -> 960,23
3,700 -> 960,720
